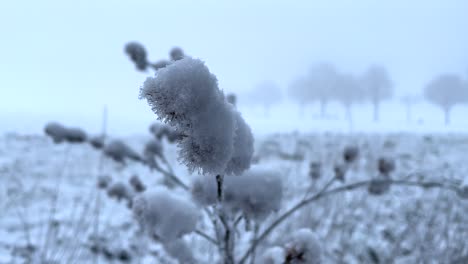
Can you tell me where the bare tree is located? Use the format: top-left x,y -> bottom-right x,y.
248,81 -> 282,117
424,74 -> 468,125
361,65 -> 393,122
288,63 -> 338,118
400,94 -> 420,123
333,73 -> 365,128
288,77 -> 310,117
307,63 -> 338,118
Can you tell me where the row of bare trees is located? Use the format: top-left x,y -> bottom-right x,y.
245,64 -> 468,125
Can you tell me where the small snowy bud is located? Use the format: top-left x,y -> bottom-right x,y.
343,145 -> 359,163
368,176 -> 391,196
334,163 -> 347,183
169,47 -> 185,61
308,161 -> 322,180
129,175 -> 146,193
124,42 -> 148,71
107,182 -> 133,202
97,175 -> 112,189
378,157 -> 395,175
227,93 -> 237,106
132,188 -> 199,241
285,229 -> 321,264
144,139 -> 163,159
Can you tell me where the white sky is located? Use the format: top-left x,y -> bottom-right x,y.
1,0 -> 467,135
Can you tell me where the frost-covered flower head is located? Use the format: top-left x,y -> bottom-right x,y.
124,42 -> 148,71
103,140 -> 142,163
191,166 -> 283,220
285,229 -> 321,264
140,57 -> 254,175
132,188 -> 199,241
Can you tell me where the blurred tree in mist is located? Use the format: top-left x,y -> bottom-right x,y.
247,81 -> 283,117
424,74 -> 468,125
361,65 -> 394,122
333,73 -> 365,127
288,63 -> 338,118
400,94 -> 420,123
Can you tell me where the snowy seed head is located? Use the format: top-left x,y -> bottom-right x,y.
97,175 -> 112,189
124,42 -> 148,71
169,47 -> 185,61
144,139 -> 163,158
89,135 -> 105,149
456,181 -> 468,199
140,57 -> 252,175
149,123 -> 170,140
140,57 -> 224,128
163,239 -> 196,263
44,122 -> 68,143
64,127 -> 87,143
224,112 -> 254,175
378,157 -> 395,175
285,229 -> 321,264
343,145 -> 359,163
227,93 -> 237,106
104,140 -> 142,163
132,188 -> 199,241
308,161 -> 322,180
334,163 -> 347,182
129,175 -> 146,193
44,122 -> 87,144
368,179 -> 391,195
191,167 -> 283,219
107,182 -> 133,202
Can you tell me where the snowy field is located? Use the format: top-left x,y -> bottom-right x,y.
1,131 -> 468,263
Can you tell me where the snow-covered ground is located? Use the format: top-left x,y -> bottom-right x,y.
1,132 -> 468,263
